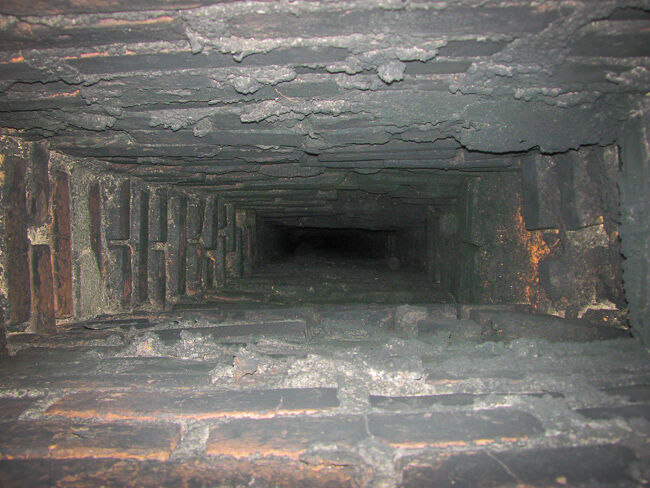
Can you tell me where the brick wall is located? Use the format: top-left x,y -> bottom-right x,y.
0,136 -> 254,334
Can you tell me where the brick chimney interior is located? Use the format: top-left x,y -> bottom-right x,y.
0,1 -> 649,486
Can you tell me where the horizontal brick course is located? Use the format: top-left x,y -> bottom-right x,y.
0,421 -> 180,461
150,320 -> 306,344
207,415 -> 368,459
576,404 -> 650,422
600,384 -> 650,403
46,388 -> 339,421
0,457 -> 361,488
399,444 -> 638,488
368,409 -> 544,448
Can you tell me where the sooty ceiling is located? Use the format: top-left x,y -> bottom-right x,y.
0,0 -> 649,180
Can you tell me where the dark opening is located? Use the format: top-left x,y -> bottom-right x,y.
245,217 -> 444,303
271,226 -> 406,264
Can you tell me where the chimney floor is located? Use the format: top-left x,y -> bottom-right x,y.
0,305 -> 648,487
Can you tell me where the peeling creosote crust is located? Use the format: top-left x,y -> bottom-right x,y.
0,0 -> 650,487
0,1 -> 648,155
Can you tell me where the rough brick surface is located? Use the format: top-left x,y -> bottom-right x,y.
7,329 -> 124,350
47,388 -> 339,421
52,170 -> 74,318
0,398 -> 37,422
30,245 -> 56,335
601,384 -> 650,403
207,415 -> 368,459
370,394 -> 476,409
399,445 -> 639,488
620,113 -> 650,345
151,320 -> 306,344
0,421 -> 180,461
0,457 -> 360,488
4,155 -> 31,325
99,357 -> 217,376
368,410 -> 544,448
576,404 -> 650,422
0,304 -> 648,488
470,310 -> 628,342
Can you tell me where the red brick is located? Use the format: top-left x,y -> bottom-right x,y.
399,444 -> 637,488
207,415 -> 367,459
0,354 -> 213,391
30,245 -> 56,334
0,457 -> 361,488
51,170 -> 74,318
370,392 -> 563,411
4,155 -> 31,324
0,421 -> 180,461
46,388 -> 339,421
368,409 -> 544,448
27,143 -> 50,227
